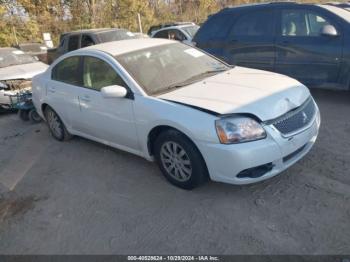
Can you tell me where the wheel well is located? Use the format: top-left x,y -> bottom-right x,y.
147,125 -> 204,157
41,103 -> 48,115
147,125 -> 210,181
147,125 -> 174,156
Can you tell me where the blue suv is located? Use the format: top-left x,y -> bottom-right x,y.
193,2 -> 350,90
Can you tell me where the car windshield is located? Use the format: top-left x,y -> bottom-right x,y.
0,49 -> 37,68
97,29 -> 138,42
181,25 -> 200,38
320,5 -> 350,22
115,43 -> 230,95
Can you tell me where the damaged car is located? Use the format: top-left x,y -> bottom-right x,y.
32,39 -> 320,189
0,47 -> 48,111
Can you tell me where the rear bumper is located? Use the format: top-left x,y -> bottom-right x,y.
196,109 -> 320,185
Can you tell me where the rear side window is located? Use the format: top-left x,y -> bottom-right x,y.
194,13 -> 233,41
230,10 -> 274,36
83,56 -> 126,91
81,35 -> 95,48
153,30 -> 169,39
52,56 -> 81,86
68,35 -> 79,51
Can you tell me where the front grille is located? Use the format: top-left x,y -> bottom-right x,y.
269,97 -> 316,135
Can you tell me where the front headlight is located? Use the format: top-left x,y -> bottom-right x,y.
215,116 -> 266,144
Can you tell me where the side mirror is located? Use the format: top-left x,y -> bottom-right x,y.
321,25 -> 338,37
101,85 -> 127,98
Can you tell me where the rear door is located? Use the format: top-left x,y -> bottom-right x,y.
48,56 -> 82,130
224,8 -> 276,71
275,6 -> 342,86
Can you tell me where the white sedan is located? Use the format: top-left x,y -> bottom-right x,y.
32,39 -> 320,189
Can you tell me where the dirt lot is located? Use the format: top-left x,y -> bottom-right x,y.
0,89 -> 349,254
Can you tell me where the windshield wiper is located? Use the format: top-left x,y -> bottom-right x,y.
164,68 -> 228,91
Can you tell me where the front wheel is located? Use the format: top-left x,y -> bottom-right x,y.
44,106 -> 72,141
154,129 -> 209,190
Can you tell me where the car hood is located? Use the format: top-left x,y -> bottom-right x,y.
158,67 -> 310,121
0,62 -> 48,81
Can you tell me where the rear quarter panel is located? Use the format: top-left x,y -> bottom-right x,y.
32,72 -> 49,118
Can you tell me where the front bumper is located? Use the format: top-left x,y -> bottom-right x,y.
196,108 -> 320,185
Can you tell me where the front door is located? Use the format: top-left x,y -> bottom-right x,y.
275,7 -> 342,86
77,56 -> 139,151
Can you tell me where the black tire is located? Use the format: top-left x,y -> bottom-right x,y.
29,109 -> 42,123
18,109 -> 29,121
154,129 -> 209,190
44,106 -> 72,141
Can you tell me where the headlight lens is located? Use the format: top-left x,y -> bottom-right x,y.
215,116 -> 266,144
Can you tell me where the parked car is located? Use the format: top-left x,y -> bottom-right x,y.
147,22 -> 196,36
32,39 -> 320,189
0,48 -> 48,110
14,42 -> 48,64
193,2 -> 350,90
47,28 -> 138,64
151,24 -> 200,45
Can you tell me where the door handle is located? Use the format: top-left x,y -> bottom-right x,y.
80,95 -> 91,102
48,87 -> 56,93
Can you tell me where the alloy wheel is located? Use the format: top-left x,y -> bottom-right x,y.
160,141 -> 192,182
47,110 -> 62,138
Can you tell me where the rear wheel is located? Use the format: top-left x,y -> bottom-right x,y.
154,129 -> 209,189
29,109 -> 42,123
44,106 -> 72,141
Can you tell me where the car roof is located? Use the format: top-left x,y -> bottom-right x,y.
62,28 -> 127,36
83,38 -> 176,56
151,24 -> 198,35
160,24 -> 196,30
219,1 -> 300,13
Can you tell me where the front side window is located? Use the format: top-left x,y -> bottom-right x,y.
281,9 -> 333,36
83,56 -> 125,91
68,35 -> 79,51
231,10 -> 274,36
116,43 -> 229,95
52,56 -> 81,86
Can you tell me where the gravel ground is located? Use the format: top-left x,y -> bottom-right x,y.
0,89 -> 349,255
